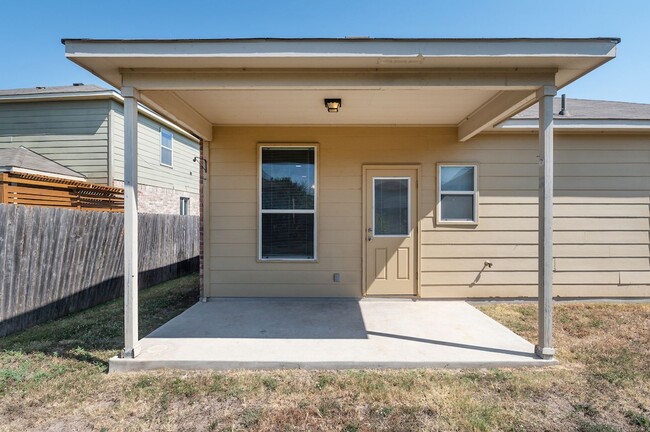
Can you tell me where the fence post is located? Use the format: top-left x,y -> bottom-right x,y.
0,173 -> 6,203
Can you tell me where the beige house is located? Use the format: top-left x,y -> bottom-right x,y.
63,37 -> 650,361
0,85 -> 201,215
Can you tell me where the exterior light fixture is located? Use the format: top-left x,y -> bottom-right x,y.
324,98 -> 342,113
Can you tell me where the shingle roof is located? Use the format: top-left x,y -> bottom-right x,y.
0,147 -> 86,179
514,97 -> 650,121
0,84 -> 110,97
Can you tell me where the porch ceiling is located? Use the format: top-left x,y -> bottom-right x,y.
164,88 -> 500,125
63,38 -> 619,141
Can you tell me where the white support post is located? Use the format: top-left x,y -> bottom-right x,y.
535,85 -> 556,360
122,86 -> 140,359
200,141 -> 211,302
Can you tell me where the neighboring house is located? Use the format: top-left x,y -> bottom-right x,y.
63,37 -> 650,360
0,85 -> 201,215
0,146 -> 86,181
0,146 -> 124,211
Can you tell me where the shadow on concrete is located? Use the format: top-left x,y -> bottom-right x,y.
147,299 -> 369,339
366,330 -> 536,358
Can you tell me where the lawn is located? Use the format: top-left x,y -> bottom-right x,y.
1,275 -> 649,432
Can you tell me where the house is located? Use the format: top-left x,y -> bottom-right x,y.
61,37 -> 650,363
0,146 -> 86,181
0,84 -> 201,215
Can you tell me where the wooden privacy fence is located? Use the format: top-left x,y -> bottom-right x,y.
0,172 -> 124,212
0,204 -> 199,337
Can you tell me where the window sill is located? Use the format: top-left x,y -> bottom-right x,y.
257,258 -> 318,263
436,220 -> 478,227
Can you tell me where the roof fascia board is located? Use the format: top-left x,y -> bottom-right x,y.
63,38 -> 619,58
0,90 -> 117,103
121,69 -> 557,91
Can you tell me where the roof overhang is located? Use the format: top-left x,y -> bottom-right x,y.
62,38 -> 619,141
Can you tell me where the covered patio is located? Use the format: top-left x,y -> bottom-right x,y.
109,298 -> 554,372
62,38 -> 619,371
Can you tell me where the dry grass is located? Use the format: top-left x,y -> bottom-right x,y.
1,277 -> 649,431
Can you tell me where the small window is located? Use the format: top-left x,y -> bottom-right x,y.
259,146 -> 316,260
160,128 -> 173,167
180,197 -> 190,215
437,164 -> 478,224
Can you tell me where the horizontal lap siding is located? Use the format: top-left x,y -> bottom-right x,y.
0,100 -> 110,183
208,127 -> 443,297
423,133 -> 650,298
111,102 -> 200,194
209,127 -> 650,298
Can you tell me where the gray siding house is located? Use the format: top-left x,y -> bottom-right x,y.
0,84 -> 201,215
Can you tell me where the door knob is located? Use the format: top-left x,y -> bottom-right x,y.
367,236 -> 373,241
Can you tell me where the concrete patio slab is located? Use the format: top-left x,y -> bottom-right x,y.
109,298 -> 557,372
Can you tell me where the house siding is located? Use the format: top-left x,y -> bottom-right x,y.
207,126 -> 650,299
111,101 -> 201,196
0,100 -> 110,183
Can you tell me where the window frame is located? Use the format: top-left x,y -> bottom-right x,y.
436,163 -> 479,225
180,197 -> 190,215
257,144 -> 318,262
372,176 -> 412,238
160,127 -> 174,167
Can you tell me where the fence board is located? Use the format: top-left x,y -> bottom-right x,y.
0,204 -> 199,336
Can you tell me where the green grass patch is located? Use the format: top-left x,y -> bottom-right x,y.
0,273 -> 199,397
625,410 -> 650,430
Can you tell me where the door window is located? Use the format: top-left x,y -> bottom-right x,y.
373,177 -> 410,236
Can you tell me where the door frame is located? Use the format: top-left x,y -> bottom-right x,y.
361,164 -> 422,297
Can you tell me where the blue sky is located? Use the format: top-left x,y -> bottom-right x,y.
1,0 -> 648,103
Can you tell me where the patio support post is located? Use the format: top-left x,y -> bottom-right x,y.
535,85 -> 556,360
122,86 -> 140,359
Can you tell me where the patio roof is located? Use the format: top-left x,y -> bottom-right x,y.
62,37 -> 619,364
62,38 -> 619,141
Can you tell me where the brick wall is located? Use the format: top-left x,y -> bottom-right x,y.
113,180 -> 199,215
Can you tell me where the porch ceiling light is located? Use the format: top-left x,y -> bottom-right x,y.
324,98 -> 342,113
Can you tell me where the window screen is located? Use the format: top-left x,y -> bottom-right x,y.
439,165 -> 477,223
